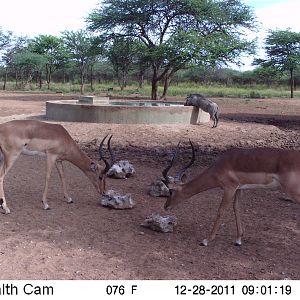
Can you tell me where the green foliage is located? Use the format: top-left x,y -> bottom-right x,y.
12,51 -> 47,70
28,35 -> 69,88
254,29 -> 300,98
107,37 -> 139,89
0,27 -> 13,50
87,0 -> 258,99
264,29 -> 300,71
61,30 -> 103,94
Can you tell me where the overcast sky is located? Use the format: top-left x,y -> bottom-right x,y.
0,0 -> 100,37
1,0 -> 299,69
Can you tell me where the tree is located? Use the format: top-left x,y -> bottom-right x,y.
0,27 -> 13,50
254,29 -> 300,98
252,65 -> 281,87
12,51 -> 47,88
29,35 -> 68,89
0,28 -> 14,90
87,0 -> 257,99
107,37 -> 139,90
1,36 -> 29,90
62,30 -> 101,94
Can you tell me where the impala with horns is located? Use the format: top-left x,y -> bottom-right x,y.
163,145 -> 300,246
148,141 -> 195,197
0,120 -> 115,213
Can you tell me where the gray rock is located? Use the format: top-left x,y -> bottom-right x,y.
101,189 -> 135,209
107,160 -> 135,179
141,213 -> 177,233
148,178 -> 170,197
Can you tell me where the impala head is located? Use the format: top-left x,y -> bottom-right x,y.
163,140 -> 195,210
97,134 -> 115,194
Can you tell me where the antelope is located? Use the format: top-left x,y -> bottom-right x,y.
163,142 -> 300,246
0,119 -> 114,214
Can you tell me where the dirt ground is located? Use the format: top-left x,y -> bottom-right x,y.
0,91 -> 299,280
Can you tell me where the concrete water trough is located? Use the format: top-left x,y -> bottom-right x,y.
46,96 -> 210,124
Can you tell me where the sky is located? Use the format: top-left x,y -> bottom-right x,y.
0,0 -> 100,37
1,0 -> 300,69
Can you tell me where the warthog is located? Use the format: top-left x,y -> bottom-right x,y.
185,94 -> 219,128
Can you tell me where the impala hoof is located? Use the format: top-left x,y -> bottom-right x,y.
200,239 -> 208,246
235,238 -> 242,246
43,204 -> 50,210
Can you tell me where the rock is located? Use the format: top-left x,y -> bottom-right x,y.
101,189 -> 135,209
148,178 -> 170,197
141,213 -> 177,233
107,160 -> 135,179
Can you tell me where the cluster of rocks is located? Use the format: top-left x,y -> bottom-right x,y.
98,152 -> 177,233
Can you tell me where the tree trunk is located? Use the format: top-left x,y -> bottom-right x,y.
46,64 -> 52,89
80,61 -> 84,95
151,79 -> 158,100
121,70 -> 127,90
161,74 -> 171,100
160,68 -> 178,100
90,65 -> 94,91
39,71 -> 42,89
15,71 -> 18,89
290,68 -> 294,98
2,68 -> 8,90
138,69 -> 144,88
151,66 -> 158,100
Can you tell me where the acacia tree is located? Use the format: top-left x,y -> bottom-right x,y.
107,37 -> 140,90
0,28 -> 14,89
255,30 -> 300,98
0,27 -> 13,50
12,51 -> 47,88
1,36 -> 29,89
87,0 -> 257,99
62,30 -> 100,94
29,35 -> 68,89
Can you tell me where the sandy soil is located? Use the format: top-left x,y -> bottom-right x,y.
0,91 -> 299,280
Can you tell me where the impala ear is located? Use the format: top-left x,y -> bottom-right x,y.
180,174 -> 187,183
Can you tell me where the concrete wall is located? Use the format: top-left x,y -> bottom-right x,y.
46,100 -> 210,125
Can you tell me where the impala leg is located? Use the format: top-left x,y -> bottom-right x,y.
42,154 -> 57,210
55,161 -> 73,204
277,176 -> 300,207
201,188 -> 236,246
233,190 -> 244,246
0,175 -> 9,214
0,149 -> 22,214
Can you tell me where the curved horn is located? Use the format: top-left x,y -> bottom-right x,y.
162,141 -> 180,186
174,139 -> 195,183
99,134 -> 111,173
107,134 -> 116,167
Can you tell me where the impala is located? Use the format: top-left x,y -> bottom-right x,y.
163,143 -> 300,246
0,119 -> 114,214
